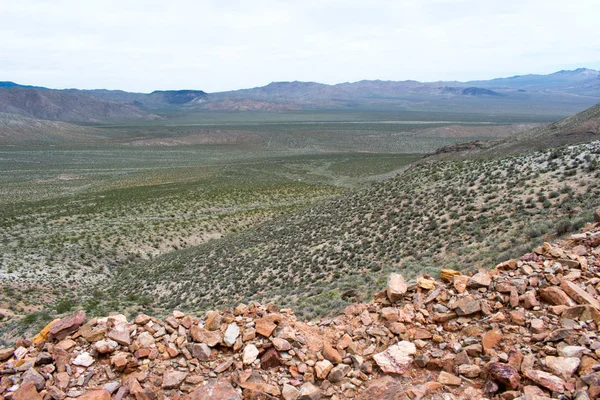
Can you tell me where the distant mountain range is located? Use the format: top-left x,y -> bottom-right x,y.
1,68 -> 599,122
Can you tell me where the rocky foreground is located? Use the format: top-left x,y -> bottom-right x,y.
2,212 -> 600,399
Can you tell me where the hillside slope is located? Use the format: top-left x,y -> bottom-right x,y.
108,137 -> 600,318
0,113 -> 107,144
1,220 -> 599,399
0,87 -> 155,123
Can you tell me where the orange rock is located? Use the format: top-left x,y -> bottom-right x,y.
13,382 -> 42,400
482,329 -> 502,354
323,342 -> 342,364
255,314 -> 281,337
77,390 -> 111,400
33,318 -> 60,346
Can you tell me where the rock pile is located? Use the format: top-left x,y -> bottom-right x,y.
1,218 -> 600,399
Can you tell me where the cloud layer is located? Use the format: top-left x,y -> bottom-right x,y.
1,0 -> 599,92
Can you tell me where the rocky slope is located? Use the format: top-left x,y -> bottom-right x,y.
1,213 -> 600,399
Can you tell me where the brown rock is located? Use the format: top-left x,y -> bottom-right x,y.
0,347 -> 15,361
482,329 -> 502,353
183,379 -> 241,400
13,382 -> 42,400
260,348 -> 281,369
454,297 -> 481,316
298,382 -> 321,400
386,273 -> 407,302
323,343 -> 342,364
162,370 -> 188,389
540,286 -> 575,306
457,364 -> 481,378
358,376 -> 404,400
522,291 -> 539,309
525,369 -> 565,393
560,280 -> 600,309
468,271 -> 491,288
190,325 -> 221,346
192,343 -> 212,361
205,311 -> 222,330
328,364 -> 351,382
255,314 -> 281,337
545,356 -> 580,380
272,337 -> 291,351
21,367 -> 46,391
454,275 -> 470,294
107,325 -> 131,346
488,362 -> 520,390
438,371 -> 461,386
594,208 -> 600,223
315,360 -> 333,380
77,390 -> 112,400
49,310 -> 86,341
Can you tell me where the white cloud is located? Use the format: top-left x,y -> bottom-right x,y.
0,0 -> 598,92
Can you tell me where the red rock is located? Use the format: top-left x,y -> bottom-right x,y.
49,310 -> 86,341
183,379 -> 241,400
560,280 -> 600,309
488,362 -> 520,390
13,381 -> 42,400
255,314 -> 281,337
468,271 -> 491,288
162,370 -> 188,389
260,348 -> 281,369
373,341 -> 416,375
522,291 -> 539,309
540,286 -> 575,306
525,369 -> 565,393
322,342 -> 342,364
77,390 -> 112,400
453,297 -> 481,316
190,325 -> 221,346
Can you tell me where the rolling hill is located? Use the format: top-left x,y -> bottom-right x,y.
101,102 -> 600,318
0,87 -> 156,123
0,113 -> 107,144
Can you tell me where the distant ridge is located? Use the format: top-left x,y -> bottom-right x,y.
1,68 -> 599,117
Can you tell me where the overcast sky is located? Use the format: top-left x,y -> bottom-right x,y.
1,0 -> 599,93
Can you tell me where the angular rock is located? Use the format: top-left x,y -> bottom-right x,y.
223,323 -> 240,347
323,342 -> 342,364
540,286 -> 575,306
183,379 -> 241,400
454,297 -> 481,316
373,341 -> 416,375
386,273 -> 407,302
282,383 -> 300,400
560,280 -> 600,309
525,369 -> 565,393
243,344 -> 259,365
22,367 -> 46,391
192,343 -> 212,361
260,347 -> 281,369
190,325 -> 221,346
315,359 -> 333,380
255,314 -> 281,337
488,362 -> 520,390
482,329 -> 502,353
298,382 -> 321,400
49,310 -> 86,341
468,271 -> 491,288
438,371 -> 461,386
545,356 -> 580,380
162,370 -> 188,389
328,363 -> 351,382
440,269 -> 461,282
107,325 -> 131,346
77,391 -> 111,400
13,381 -> 42,400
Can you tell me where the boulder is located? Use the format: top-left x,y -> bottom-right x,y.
49,310 -> 86,341
386,273 -> 407,302
373,341 -> 416,375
